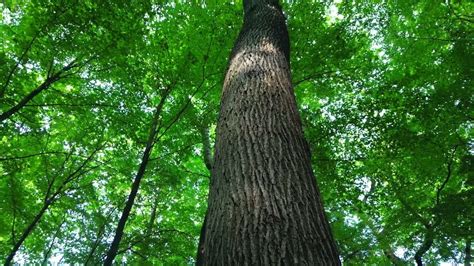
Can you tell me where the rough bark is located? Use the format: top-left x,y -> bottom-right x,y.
198,0 -> 340,265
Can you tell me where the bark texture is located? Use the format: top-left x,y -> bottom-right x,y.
198,1 -> 340,265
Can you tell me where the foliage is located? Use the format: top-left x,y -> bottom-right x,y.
0,0 -> 472,264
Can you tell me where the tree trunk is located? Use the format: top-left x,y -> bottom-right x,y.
42,218 -> 65,265
139,194 -> 159,264
465,239 -> 471,266
198,0 -> 340,265
414,226 -> 434,266
4,201 -> 51,265
104,89 -> 169,265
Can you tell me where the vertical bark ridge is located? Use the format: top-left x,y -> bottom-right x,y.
200,1 -> 340,265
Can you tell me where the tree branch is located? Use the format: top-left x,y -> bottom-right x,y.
436,144 -> 459,205
0,60 -> 80,123
414,226 -> 434,266
0,33 -> 39,97
0,151 -> 68,161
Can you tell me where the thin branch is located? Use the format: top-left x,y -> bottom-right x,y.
397,35 -> 473,42
0,33 -> 39,97
41,218 -> 66,265
149,141 -> 200,161
182,169 -> 210,179
24,103 -> 116,108
0,2 -> 73,98
293,69 -> 342,87
395,190 -> 431,228
436,144 -> 459,205
0,151 -> 68,161
117,228 -> 195,256
45,150 -> 74,203
0,60 -> 80,123
154,76 -> 219,143
84,207 -> 118,264
4,143 -> 103,265
414,226 -> 434,266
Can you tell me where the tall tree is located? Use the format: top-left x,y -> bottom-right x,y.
198,0 -> 340,264
103,87 -> 171,265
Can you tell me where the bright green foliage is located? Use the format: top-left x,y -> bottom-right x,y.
0,0 -> 472,265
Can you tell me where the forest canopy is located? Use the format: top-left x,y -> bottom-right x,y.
0,0 -> 472,265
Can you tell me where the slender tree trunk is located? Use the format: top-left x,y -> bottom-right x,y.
4,201 -> 51,265
104,89 -> 169,265
465,239 -> 471,266
198,0 -> 340,265
414,226 -> 434,266
41,218 -> 65,265
139,195 -> 159,264
4,146 -> 99,265
103,144 -> 154,265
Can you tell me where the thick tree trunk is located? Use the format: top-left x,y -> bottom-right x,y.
198,0 -> 340,265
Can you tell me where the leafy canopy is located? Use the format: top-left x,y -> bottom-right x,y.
0,0 -> 472,264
